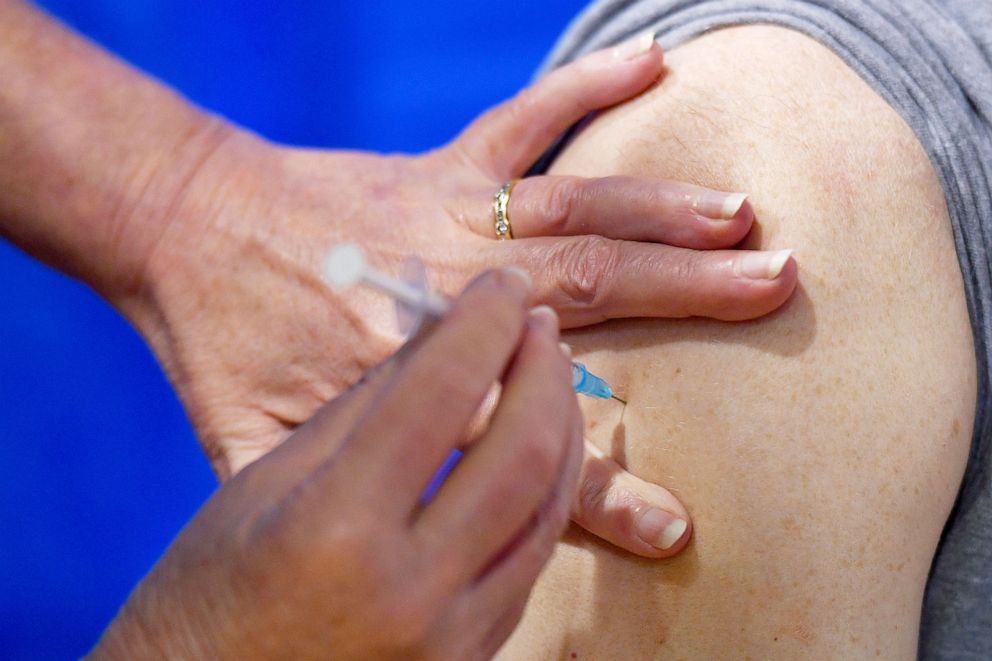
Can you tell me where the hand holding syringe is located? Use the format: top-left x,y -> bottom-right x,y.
324,244 -> 626,405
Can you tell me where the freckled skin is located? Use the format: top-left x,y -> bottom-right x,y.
497,27 -> 975,660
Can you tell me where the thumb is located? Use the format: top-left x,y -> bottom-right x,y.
455,32 -> 662,180
570,439 -> 692,558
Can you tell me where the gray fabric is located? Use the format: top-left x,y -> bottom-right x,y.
537,1 -> 992,658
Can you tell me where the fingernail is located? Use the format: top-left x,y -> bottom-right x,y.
503,266 -> 533,290
696,192 -> 749,220
613,31 -> 656,62
529,305 -> 560,334
636,508 -> 688,550
559,342 -> 573,359
735,249 -> 794,280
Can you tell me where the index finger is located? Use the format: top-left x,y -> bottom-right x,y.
498,237 -> 798,327
330,268 -> 534,514
412,306 -> 580,584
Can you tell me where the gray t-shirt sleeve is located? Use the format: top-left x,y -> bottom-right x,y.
537,2 -> 992,658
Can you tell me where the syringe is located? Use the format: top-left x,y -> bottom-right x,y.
324,243 -> 626,404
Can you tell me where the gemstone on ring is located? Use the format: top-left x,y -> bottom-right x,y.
493,180 -> 518,241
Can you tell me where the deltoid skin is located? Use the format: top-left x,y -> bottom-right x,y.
497,15 -> 983,658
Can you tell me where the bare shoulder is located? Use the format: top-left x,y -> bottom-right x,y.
501,25 -> 977,659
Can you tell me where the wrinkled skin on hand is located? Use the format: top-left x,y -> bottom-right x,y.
115,36 -> 795,556
93,271 -> 585,660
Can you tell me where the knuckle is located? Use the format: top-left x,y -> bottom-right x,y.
541,177 -> 580,235
674,250 -> 703,285
507,87 -> 537,114
512,85 -> 541,116
553,235 -> 620,308
498,87 -> 540,137
576,468 -> 615,521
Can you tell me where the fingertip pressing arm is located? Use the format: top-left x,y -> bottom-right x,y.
571,438 -> 692,558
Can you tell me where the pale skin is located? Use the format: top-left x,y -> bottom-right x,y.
0,0 -> 801,564
496,26 -> 977,659
0,1 -> 806,656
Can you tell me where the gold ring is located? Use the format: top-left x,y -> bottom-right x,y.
493,179 -> 518,241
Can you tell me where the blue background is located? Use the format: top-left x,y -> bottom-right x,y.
0,1 -> 586,657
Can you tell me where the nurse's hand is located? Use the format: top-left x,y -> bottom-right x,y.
92,270 -> 584,660
104,35 -> 782,557
5,6 -> 774,558
120,35 -> 793,449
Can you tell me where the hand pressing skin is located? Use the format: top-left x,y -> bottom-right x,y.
91,270 -> 584,660
0,5 -> 797,557
124,37 -> 790,554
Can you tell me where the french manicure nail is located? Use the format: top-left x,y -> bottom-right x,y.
696,191 -> 749,220
613,31 -> 656,62
636,508 -> 688,550
735,249 -> 794,280
503,266 -> 533,290
660,518 -> 689,550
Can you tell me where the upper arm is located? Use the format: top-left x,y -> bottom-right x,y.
501,25 -> 976,659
